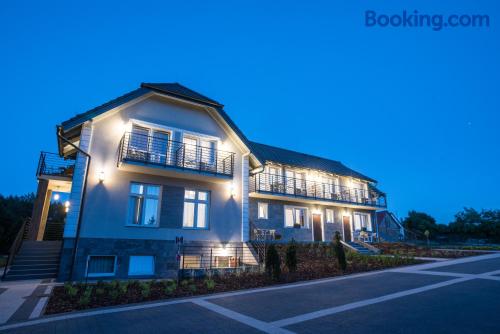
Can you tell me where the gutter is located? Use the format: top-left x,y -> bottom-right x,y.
57,125 -> 91,281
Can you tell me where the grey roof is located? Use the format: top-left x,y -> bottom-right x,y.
249,141 -> 376,183
59,82 -> 377,182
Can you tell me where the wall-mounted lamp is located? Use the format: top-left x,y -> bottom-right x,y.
229,182 -> 236,197
53,193 -> 60,201
98,170 -> 105,183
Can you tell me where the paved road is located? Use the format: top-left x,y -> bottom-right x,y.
1,253 -> 500,334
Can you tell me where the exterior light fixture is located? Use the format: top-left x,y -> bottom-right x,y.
64,201 -> 70,208
98,170 -> 105,183
53,193 -> 60,201
229,182 -> 236,197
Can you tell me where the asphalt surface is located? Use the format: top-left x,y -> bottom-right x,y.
1,253 -> 499,334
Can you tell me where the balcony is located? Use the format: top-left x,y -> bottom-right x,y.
119,132 -> 235,177
249,173 -> 387,208
37,152 -> 75,180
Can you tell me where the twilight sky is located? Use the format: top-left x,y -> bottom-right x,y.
1,0 -> 498,224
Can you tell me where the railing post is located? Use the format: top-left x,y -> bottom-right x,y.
210,248 -> 213,269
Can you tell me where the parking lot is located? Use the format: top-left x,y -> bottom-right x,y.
1,253 -> 500,334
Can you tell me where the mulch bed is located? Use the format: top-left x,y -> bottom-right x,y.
376,242 -> 487,258
45,244 -> 421,315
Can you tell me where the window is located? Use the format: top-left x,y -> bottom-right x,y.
183,136 -> 216,169
129,125 -> 170,164
284,206 -> 309,228
353,212 -> 371,231
258,202 -> 268,219
87,256 -> 116,277
285,170 -> 306,194
181,255 -> 201,269
128,256 -> 155,276
127,183 -> 160,226
326,209 -> 335,223
183,190 -> 210,229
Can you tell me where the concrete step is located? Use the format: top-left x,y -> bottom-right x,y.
10,264 -> 59,270
12,259 -> 60,266
7,268 -> 58,276
2,272 -> 57,281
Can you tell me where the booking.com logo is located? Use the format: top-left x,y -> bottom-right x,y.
365,10 -> 490,31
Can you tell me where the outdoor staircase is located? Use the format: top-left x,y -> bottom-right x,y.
3,241 -> 62,281
347,241 -> 376,255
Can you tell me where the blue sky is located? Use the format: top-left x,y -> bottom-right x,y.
1,0 -> 498,224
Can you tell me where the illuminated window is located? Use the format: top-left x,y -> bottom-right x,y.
284,206 -> 309,228
127,183 -> 160,226
326,209 -> 335,223
183,190 -> 210,229
353,212 -> 371,231
258,202 -> 268,219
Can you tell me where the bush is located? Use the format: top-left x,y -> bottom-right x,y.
140,281 -> 151,298
285,239 -> 298,273
333,231 -> 347,271
78,287 -> 92,307
64,283 -> 78,297
265,244 -> 281,280
119,281 -> 129,295
205,279 -> 216,290
163,280 -> 177,294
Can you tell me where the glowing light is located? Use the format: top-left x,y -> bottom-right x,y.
53,193 -> 60,201
229,182 -> 236,197
64,201 -> 70,208
98,170 -> 105,183
220,245 -> 229,257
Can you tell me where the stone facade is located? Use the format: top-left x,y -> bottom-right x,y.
68,238 -> 179,280
249,198 -> 346,242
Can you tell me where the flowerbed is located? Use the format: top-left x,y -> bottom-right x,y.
376,242 -> 485,258
46,243 -> 420,315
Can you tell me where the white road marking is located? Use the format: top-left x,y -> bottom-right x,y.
1,252 -> 499,332
29,297 -> 48,319
270,277 -> 472,328
193,299 -> 295,334
0,282 -> 38,324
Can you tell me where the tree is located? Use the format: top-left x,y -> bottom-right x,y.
0,194 -> 35,253
402,211 -> 439,238
333,231 -> 347,271
285,239 -> 297,273
265,244 -> 281,280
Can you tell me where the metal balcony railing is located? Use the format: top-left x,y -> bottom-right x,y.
249,172 -> 387,208
119,132 -> 235,177
37,152 -> 75,178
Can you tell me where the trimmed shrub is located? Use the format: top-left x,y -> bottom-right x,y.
285,239 -> 298,273
265,244 -> 281,280
205,279 -> 216,291
333,231 -> 347,271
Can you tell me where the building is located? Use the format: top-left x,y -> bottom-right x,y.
14,83 -> 387,281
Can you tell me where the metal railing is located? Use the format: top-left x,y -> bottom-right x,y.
249,173 -> 387,207
179,244 -> 259,272
37,152 -> 75,178
2,218 -> 30,279
119,132 -> 235,177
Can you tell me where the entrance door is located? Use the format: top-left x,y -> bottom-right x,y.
343,216 -> 352,242
313,214 -> 323,242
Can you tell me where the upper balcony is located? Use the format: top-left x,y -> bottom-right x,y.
37,152 -> 75,180
249,172 -> 387,208
118,132 -> 235,178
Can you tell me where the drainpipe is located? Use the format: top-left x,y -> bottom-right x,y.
56,125 -> 91,281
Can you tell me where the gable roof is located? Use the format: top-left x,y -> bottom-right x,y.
58,82 -> 378,183
61,83 -> 223,130
248,141 -> 376,183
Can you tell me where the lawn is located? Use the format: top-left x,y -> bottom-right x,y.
45,243 -> 421,315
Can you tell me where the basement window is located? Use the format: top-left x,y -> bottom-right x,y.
86,255 -> 116,277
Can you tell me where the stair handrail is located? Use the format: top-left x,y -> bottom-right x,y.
340,240 -> 359,252
354,240 -> 381,254
2,217 -> 30,279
